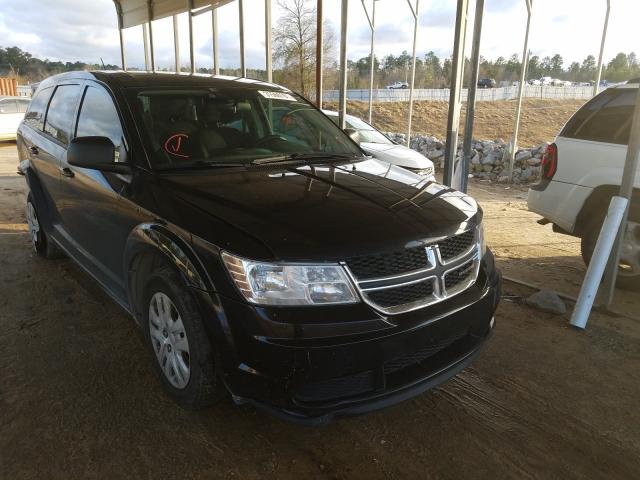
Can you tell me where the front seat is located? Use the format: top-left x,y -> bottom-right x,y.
197,104 -> 227,159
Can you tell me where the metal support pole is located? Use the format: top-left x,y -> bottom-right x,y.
147,2 -> 155,72
239,0 -> 246,77
405,0 -> 419,147
265,0 -> 273,82
461,0 -> 484,194
188,0 -> 195,73
142,23 -> 150,71
173,15 -> 180,72
316,0 -> 324,108
212,7 -> 219,75
506,0 -> 532,181
114,1 -> 127,70
442,0 -> 469,187
594,0 -> 611,96
361,0 -> 376,123
338,0 -> 349,129
599,85 -> 640,307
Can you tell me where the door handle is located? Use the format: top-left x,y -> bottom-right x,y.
29,146 -> 39,155
60,167 -> 75,178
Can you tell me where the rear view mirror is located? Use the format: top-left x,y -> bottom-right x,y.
68,136 -> 130,174
344,128 -> 361,144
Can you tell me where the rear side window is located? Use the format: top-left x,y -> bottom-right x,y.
23,87 -> 53,130
44,84 -> 82,145
0,100 -> 18,114
76,86 -> 124,152
561,88 -> 636,145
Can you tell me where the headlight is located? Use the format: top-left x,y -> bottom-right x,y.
221,252 -> 359,306
478,223 -> 487,256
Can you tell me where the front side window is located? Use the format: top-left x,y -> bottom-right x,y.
134,88 -> 362,169
76,86 -> 124,154
561,88 -> 636,145
44,84 -> 82,145
0,99 -> 18,114
327,114 -> 393,145
23,87 -> 53,131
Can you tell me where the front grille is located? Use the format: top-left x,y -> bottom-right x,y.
438,230 -> 475,261
346,245 -> 429,280
366,279 -> 434,308
383,332 -> 466,375
445,259 -> 475,289
346,230 -> 475,281
295,370 -> 375,403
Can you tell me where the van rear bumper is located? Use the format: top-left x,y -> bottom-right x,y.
527,180 -> 592,234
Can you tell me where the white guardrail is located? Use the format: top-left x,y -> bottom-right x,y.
322,85 -> 594,102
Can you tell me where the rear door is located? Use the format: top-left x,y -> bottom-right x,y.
556,87 -> 637,188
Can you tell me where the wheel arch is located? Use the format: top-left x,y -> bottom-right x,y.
574,185 -> 640,237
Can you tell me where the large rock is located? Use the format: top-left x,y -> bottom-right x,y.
515,150 -> 533,162
526,290 -> 566,315
527,157 -> 542,166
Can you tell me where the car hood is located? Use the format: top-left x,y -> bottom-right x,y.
360,143 -> 433,169
151,159 -> 479,262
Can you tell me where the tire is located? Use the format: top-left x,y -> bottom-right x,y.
26,193 -> 64,259
142,265 -> 225,408
581,204 -> 640,292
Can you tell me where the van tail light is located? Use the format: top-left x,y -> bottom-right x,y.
541,143 -> 558,179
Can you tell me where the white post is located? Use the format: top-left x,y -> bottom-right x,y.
361,0 -> 376,124
173,15 -> 180,72
338,0 -> 349,129
570,197 -> 629,329
239,0 -> 246,77
594,0 -> 611,96
188,0 -> 195,73
405,0 -> 419,147
265,0 -> 273,82
506,0 -> 533,181
147,1 -> 155,72
142,23 -> 150,71
212,6 -> 219,75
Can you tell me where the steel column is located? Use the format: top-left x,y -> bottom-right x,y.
171,15 -> 180,72
594,0 -> 611,96
188,0 -> 195,73
461,0 -> 484,193
599,85 -> 640,307
265,0 -> 273,82
506,0 -> 533,181
142,23 -> 150,71
442,0 -> 469,187
239,0 -> 246,77
212,7 -> 219,74
338,0 -> 349,129
316,0 -> 324,107
147,2 -> 155,71
405,0 -> 419,147
114,1 -> 127,70
361,0 -> 376,123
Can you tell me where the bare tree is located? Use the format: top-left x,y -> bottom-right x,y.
273,0 -> 334,96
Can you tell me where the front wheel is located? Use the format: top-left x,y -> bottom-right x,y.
26,193 -> 63,259
581,206 -> 640,292
143,265 -> 225,408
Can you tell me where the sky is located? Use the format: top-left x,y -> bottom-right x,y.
0,0 -> 638,72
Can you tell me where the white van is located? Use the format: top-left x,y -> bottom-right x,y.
0,96 -> 30,141
527,80 -> 639,291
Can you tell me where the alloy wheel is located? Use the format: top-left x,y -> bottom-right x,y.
619,220 -> 640,278
148,292 -> 191,389
26,201 -> 40,252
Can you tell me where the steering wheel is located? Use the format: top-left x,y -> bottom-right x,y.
255,134 -> 288,147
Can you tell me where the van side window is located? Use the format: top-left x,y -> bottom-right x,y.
44,84 -> 82,145
24,87 -> 53,131
0,99 -> 18,114
561,89 -> 636,145
76,86 -> 124,155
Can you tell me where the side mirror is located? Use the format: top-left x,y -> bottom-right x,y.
344,128 -> 361,144
67,136 -> 130,174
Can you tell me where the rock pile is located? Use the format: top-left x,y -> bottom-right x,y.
386,133 -> 548,184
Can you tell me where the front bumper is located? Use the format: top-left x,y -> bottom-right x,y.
198,252 -> 501,424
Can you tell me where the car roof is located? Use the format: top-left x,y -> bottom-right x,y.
35,70 -> 292,93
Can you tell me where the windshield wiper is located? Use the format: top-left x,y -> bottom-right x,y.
251,153 -> 364,166
158,160 -> 248,171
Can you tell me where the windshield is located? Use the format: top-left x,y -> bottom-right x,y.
134,88 -> 363,169
327,114 -> 393,145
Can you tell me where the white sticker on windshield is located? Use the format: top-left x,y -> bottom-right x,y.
258,90 -> 297,102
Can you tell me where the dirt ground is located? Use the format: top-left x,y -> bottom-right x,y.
1,142 -> 639,479
325,99 -> 587,147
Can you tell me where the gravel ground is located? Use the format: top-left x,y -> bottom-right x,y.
1,142 -> 639,479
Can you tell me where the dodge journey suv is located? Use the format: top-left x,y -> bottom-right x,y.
18,71 -> 500,423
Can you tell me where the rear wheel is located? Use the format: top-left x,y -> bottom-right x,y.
26,193 -> 63,259
581,205 -> 640,292
142,265 -> 225,408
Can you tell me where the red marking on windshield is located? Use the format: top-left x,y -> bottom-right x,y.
164,133 -> 190,158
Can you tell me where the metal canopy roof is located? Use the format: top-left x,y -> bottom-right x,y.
114,0 -> 234,28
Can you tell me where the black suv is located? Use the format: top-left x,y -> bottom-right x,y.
477,78 -> 497,89
18,71 -> 500,424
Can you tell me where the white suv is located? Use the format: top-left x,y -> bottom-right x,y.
527,80 -> 639,291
